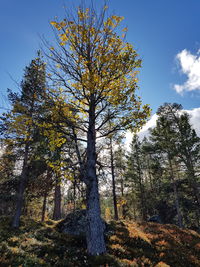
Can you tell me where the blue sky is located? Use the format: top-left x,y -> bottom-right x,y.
1,0 -> 200,114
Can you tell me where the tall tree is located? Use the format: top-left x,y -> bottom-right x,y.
0,53 -> 47,227
114,144 -> 127,219
0,144 -> 17,216
157,103 -> 200,227
45,5 -> 150,255
126,135 -> 148,220
150,104 -> 184,228
141,137 -> 164,217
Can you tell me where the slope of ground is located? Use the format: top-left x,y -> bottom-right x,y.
0,216 -> 200,266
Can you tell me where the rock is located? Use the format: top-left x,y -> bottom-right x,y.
148,215 -> 162,223
56,209 -> 109,237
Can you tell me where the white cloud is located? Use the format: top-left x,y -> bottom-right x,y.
125,130 -> 133,150
138,114 -> 158,135
182,107 -> 200,136
125,114 -> 158,149
125,107 -> 200,148
174,49 -> 200,94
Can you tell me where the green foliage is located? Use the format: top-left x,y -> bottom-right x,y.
1,53 -> 47,145
121,103 -> 200,229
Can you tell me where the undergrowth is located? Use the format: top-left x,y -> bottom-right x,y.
0,216 -> 200,266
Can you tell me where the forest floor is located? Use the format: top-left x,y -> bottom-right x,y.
0,216 -> 200,267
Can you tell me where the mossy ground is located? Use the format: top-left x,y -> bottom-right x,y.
0,216 -> 200,266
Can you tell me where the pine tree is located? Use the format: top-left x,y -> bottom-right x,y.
0,144 -> 17,216
126,135 -> 148,220
157,103 -> 200,228
150,104 -> 184,227
0,53 -> 47,227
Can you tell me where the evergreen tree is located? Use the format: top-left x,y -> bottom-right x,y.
157,103 -> 200,228
114,143 -> 129,219
0,53 -> 47,227
141,137 -> 164,217
150,105 -> 183,227
0,144 -> 17,216
126,135 -> 148,220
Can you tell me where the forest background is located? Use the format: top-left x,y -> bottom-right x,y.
0,0 -> 200,261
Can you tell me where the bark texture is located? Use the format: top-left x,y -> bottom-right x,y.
53,178 -> 62,220
85,103 -> 106,255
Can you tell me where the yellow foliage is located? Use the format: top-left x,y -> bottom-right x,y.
10,247 -> 20,254
105,207 -> 111,221
50,21 -> 57,26
60,21 -> 67,28
155,262 -> 170,267
81,203 -> 86,209
48,5 -> 150,137
111,243 -> 125,252
78,7 -> 89,20
127,222 -> 151,244
60,33 -> 68,42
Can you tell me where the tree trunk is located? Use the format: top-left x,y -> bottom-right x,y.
188,167 -> 200,209
12,143 -> 29,228
73,180 -> 76,211
86,178 -> 106,255
172,181 -> 183,228
169,158 -> 183,228
110,137 -> 119,220
85,103 -> 106,255
139,180 -> 147,221
191,183 -> 200,229
120,176 -> 126,219
41,192 -> 47,222
53,177 -> 61,220
187,167 -> 200,230
136,146 -> 147,221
